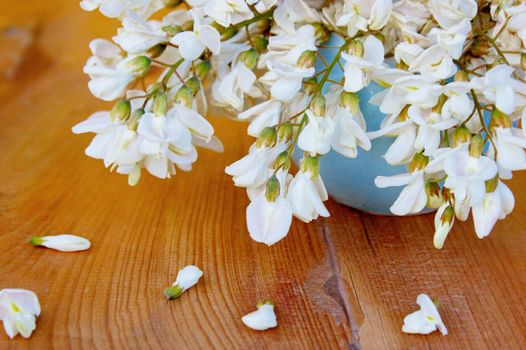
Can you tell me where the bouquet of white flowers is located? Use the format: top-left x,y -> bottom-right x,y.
74,0 -> 526,248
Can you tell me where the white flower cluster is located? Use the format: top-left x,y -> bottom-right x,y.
76,0 -> 526,247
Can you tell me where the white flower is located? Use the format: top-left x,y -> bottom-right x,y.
113,11 -> 168,54
298,110 -> 335,155
375,170 -> 427,215
488,127 -> 526,175
0,289 -> 41,339
273,0 -> 319,34
30,234 -> 91,252
472,181 -> 514,239
242,300 -> 277,331
260,62 -> 314,102
368,120 -> 417,165
246,194 -> 293,246
402,294 -> 448,336
342,35 -> 385,93
433,204 -> 455,249
390,0 -> 430,43
164,265 -> 203,299
336,0 -> 393,37
170,11 -> 220,61
258,25 -> 317,68
444,150 -> 498,207
80,0 -> 163,19
286,171 -> 329,222
428,19 -> 471,60
238,100 -> 282,137
247,0 -> 277,13
211,61 -> 260,112
204,0 -> 253,27
428,0 -> 477,29
330,104 -> 371,158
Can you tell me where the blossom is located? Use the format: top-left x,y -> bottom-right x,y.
170,11 -> 220,61
428,0 -> 477,29
488,127 -> 526,175
211,60 -> 260,112
246,194 -> 293,246
402,294 -> 448,335
242,300 -> 277,331
0,289 -> 41,339
258,25 -> 317,68
329,103 -> 371,158
260,62 -> 315,102
335,0 -> 393,37
238,100 -> 282,137
375,170 -> 427,216
286,171 -> 329,222
113,11 -> 168,54
298,110 -> 334,156
433,204 -> 455,249
273,0 -> 319,34
204,0 -> 253,27
164,265 -> 203,299
80,0 -> 163,19
472,181 -> 514,239
342,35 -> 385,93
30,234 -> 91,252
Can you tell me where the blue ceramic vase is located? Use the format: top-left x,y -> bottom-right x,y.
294,34 -> 408,215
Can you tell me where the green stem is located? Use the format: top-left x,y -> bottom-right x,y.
232,9 -> 274,31
470,89 -> 498,160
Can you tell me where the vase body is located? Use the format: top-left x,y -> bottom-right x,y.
294,34 -> 408,215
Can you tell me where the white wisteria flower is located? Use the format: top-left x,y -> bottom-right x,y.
80,0 -> 163,19
286,170 -> 330,223
472,181 -> 514,239
170,11 -> 220,61
113,11 -> 168,54
342,35 -> 385,93
298,109 -> 335,156
241,299 -> 277,331
433,204 -> 455,249
335,0 -> 393,37
246,193 -> 292,246
204,0 -> 253,27
30,234 -> 91,252
402,294 -> 448,336
164,265 -> 203,299
0,289 -> 41,339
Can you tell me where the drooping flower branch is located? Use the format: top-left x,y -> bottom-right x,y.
75,0 -> 526,248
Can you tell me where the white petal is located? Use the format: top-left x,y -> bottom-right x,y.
174,265 -> 203,292
242,304 -> 277,331
35,234 -> 91,252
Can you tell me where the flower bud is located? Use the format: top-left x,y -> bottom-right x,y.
148,43 -> 167,58
162,24 -> 183,37
125,55 -> 151,77
277,123 -> 293,142
221,26 -> 238,41
347,39 -> 364,57
147,82 -> 163,96
110,99 -> 131,122
303,78 -> 318,95
256,127 -> 277,148
309,94 -> 326,116
195,60 -> 211,81
312,23 -> 329,43
251,35 -> 268,53
426,181 -> 443,209
175,85 -> 194,108
265,175 -> 281,202
469,134 -> 484,158
239,49 -> 259,70
521,53 -> 526,71
185,76 -> 201,96
301,155 -> 320,177
454,70 -> 469,82
490,108 -> 511,130
164,285 -> 183,299
340,92 -> 359,114
440,205 -> 455,226
163,0 -> 183,7
296,50 -> 316,68
127,108 -> 144,131
153,92 -> 168,116
485,174 -> 499,193
273,151 -> 291,170
409,153 -> 429,172
432,94 -> 447,114
452,125 -> 471,147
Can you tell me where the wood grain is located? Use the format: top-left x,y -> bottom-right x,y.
0,1 -> 525,349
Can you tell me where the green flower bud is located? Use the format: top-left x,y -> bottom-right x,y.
490,108 -> 511,130
409,153 -> 429,172
301,155 -> 320,177
312,23 -> 330,43
186,77 -> 201,96
221,26 -> 238,41
110,99 -> 131,122
265,175 -> 281,202
251,35 -> 268,53
162,24 -> 182,37
469,134 -> 484,158
125,55 -> 151,77
340,92 -> 360,114
347,39 -> 364,57
277,123 -> 294,142
309,94 -> 326,117
296,50 -> 316,68
452,125 -> 471,147
30,236 -> 44,246
147,82 -> 163,96
153,92 -> 168,116
164,285 -> 183,299
521,53 -> 526,71
273,151 -> 291,170
256,127 -> 277,148
454,70 -> 469,82
175,85 -> 194,108
163,0 -> 183,7
303,78 -> 318,95
425,181 -> 443,209
148,43 -> 167,58
239,49 -> 259,70
195,60 -> 212,81
127,108 -> 144,131
485,175 -> 499,193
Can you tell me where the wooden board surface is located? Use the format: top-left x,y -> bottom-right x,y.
1,1 -> 525,349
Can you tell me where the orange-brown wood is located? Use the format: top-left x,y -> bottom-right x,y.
1,1 -> 525,349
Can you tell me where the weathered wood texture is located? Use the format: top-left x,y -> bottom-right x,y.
1,2 -> 525,349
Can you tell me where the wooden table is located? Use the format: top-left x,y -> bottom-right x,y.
1,2 -> 525,349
